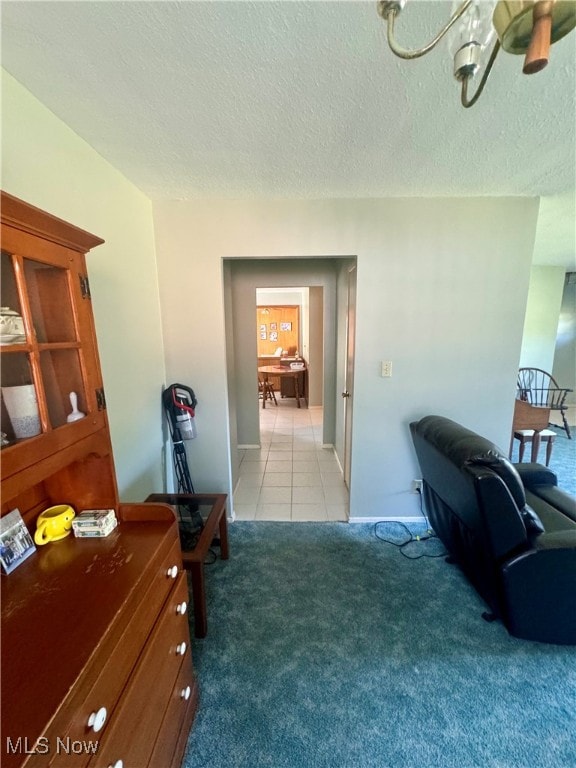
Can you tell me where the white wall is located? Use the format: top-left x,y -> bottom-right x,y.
2,70 -> 167,500
553,275 -> 576,403
520,266 -> 566,373
308,286 -> 324,407
2,71 -> 539,517
153,197 -> 538,520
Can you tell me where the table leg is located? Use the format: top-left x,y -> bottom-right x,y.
219,509 -> 229,560
545,435 -> 555,466
189,562 -> 208,638
531,432 -> 542,463
295,374 -> 300,408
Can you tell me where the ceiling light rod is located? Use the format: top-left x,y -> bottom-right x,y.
378,0 -> 475,59
460,38 -> 501,107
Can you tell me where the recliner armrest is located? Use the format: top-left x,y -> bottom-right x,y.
534,529 -> 576,550
514,463 -> 557,489
529,486 -> 576,524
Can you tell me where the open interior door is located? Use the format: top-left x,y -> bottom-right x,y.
342,265 -> 356,488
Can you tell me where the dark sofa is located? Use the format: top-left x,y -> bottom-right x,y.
410,415 -> 576,645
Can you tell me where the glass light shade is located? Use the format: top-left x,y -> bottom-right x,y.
447,0 -> 498,58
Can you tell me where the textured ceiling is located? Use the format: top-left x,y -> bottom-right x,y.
1,0 -> 575,266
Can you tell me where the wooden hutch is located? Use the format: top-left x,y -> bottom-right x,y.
0,193 -> 197,768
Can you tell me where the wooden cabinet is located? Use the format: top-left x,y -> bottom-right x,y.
1,193 -> 197,768
1,192 -> 116,522
279,369 -> 307,401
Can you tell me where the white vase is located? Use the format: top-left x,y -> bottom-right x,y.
2,384 -> 41,439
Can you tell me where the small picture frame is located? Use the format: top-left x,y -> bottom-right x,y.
0,508 -> 36,574
280,322 -> 292,332
269,331 -> 278,342
270,323 -> 277,331
260,331 -> 267,340
260,324 -> 267,332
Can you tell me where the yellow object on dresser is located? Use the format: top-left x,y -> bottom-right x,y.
34,504 -> 76,545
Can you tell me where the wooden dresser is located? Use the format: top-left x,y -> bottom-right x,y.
1,193 -> 197,768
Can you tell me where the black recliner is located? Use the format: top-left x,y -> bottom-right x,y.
410,415 -> 576,645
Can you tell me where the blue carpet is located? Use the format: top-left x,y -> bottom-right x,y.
182,522 -> 576,768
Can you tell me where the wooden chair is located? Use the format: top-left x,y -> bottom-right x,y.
258,375 -> 277,407
509,398 -> 553,464
517,367 -> 572,438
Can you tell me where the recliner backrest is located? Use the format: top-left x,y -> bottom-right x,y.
410,416 -> 529,557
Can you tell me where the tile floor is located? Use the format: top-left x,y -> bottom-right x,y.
233,398 -> 349,522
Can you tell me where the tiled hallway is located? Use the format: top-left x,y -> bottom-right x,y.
233,399 -> 349,521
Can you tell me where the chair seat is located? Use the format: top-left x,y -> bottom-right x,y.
514,429 -> 556,438
512,428 -> 556,466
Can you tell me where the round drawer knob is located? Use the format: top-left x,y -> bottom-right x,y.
87,706 -> 107,732
176,601 -> 187,615
108,761 -> 123,768
181,686 -> 191,701
176,641 -> 187,656
166,565 -> 178,579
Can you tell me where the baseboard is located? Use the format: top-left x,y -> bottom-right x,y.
334,451 -> 344,476
348,516 -> 431,524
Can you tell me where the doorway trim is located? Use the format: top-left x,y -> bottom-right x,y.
223,256 -> 357,506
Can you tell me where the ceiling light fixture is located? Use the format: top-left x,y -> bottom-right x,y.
377,0 -> 576,107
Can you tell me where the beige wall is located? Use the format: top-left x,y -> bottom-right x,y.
553,277 -> 576,403
2,70 -> 540,520
1,70 -> 167,500
153,197 -> 539,520
520,265 -> 566,372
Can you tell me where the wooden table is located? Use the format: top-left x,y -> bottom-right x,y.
145,492 -> 229,638
258,364 -> 306,408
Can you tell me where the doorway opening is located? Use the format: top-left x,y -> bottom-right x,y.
223,256 -> 357,521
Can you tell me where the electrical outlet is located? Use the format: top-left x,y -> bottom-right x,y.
381,360 -> 393,378
411,479 -> 423,494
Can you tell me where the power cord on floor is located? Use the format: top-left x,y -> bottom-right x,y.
374,488 -> 447,559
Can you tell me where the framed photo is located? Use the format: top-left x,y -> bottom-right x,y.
280,322 -> 292,332
260,331 -> 267,340
0,508 -> 36,574
270,331 -> 278,342
270,323 -> 277,331
260,324 -> 267,332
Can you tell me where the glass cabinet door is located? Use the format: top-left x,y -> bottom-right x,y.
1,248 -> 95,445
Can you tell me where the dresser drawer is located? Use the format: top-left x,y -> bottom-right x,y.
46,539 -> 183,768
87,573 -> 191,768
148,654 -> 197,768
